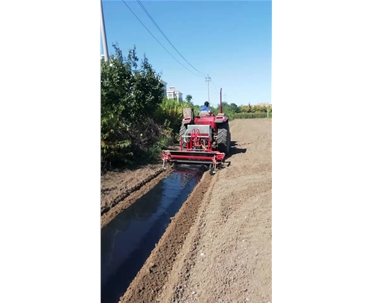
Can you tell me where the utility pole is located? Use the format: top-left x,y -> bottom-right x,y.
205,74 -> 211,104
100,0 -> 109,62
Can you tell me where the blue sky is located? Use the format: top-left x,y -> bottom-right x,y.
101,0 -> 271,106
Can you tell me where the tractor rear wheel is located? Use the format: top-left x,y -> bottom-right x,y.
217,123 -> 230,155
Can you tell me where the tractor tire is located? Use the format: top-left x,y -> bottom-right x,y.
179,124 -> 187,148
217,123 -> 230,155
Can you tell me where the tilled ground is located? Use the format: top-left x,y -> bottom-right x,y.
101,164 -> 173,227
119,172 -> 213,303
107,118 -> 272,303
162,119 -> 272,303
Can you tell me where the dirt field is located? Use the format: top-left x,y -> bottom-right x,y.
101,118 -> 272,302
162,118 -> 272,303
101,164 -> 173,227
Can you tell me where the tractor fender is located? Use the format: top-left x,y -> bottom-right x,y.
215,116 -> 229,123
181,117 -> 193,124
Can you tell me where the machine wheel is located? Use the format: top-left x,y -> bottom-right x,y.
209,164 -> 216,175
217,123 -> 230,155
179,124 -> 187,148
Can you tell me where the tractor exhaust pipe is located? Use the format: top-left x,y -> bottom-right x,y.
219,88 -> 223,113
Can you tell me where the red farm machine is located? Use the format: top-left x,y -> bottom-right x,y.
162,88 -> 231,174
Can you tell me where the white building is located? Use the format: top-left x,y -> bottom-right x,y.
166,86 -> 183,101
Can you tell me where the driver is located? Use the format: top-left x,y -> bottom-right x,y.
199,101 -> 211,112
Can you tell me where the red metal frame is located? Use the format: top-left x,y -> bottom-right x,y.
162,87 -> 228,169
162,127 -> 225,167
180,129 -> 212,152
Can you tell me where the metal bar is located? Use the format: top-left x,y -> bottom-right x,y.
182,135 -> 210,138
171,160 -> 219,165
170,155 -> 223,161
167,151 -> 223,155
171,156 -> 216,160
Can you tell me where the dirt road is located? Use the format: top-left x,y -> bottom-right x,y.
118,118 -> 272,303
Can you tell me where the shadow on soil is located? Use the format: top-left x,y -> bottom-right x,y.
226,140 -> 247,160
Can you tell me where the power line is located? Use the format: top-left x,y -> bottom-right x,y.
121,0 -> 203,77
211,79 -> 227,103
211,80 -> 219,93
135,0 -> 205,77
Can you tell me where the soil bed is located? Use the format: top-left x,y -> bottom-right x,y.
119,119 -> 272,303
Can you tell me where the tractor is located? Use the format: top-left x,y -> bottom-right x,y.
162,88 -> 231,174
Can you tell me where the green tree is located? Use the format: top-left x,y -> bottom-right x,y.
248,103 -> 252,113
101,43 -> 165,169
230,103 -> 240,113
185,94 -> 193,102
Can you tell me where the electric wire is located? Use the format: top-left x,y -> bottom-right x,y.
121,0 -> 203,77
211,80 -> 219,92
135,0 -> 205,77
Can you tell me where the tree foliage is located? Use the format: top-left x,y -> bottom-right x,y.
192,101 -> 272,120
101,44 -> 167,170
185,94 -> 193,102
154,98 -> 193,136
